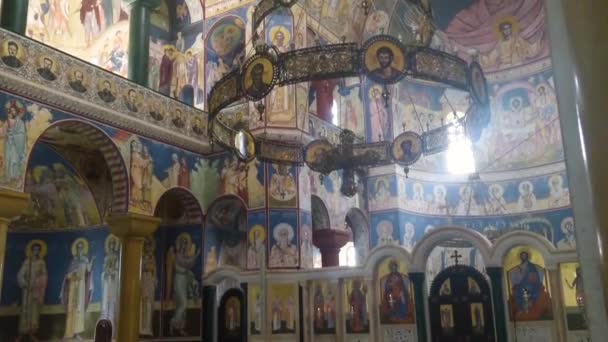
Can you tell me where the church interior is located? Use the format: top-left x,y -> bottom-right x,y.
0,0 -> 606,341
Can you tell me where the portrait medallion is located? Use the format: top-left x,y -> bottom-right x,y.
304,140 -> 334,172
392,131 -> 423,166
362,35 -> 408,85
242,54 -> 278,101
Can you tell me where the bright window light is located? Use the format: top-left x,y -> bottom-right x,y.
339,241 -> 357,267
331,100 -> 339,126
446,124 -> 476,175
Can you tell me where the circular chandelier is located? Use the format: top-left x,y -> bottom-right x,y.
206,0 -> 490,196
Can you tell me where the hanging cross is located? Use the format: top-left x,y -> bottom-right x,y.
450,250 -> 462,265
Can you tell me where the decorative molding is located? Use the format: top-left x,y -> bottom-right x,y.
0,29 -> 211,155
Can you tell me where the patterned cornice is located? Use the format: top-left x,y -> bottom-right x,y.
0,29 -> 212,154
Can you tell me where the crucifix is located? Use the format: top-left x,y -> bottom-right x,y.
450,250 -> 462,265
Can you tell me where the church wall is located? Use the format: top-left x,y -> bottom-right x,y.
26,0 -> 130,77
0,225 -> 112,341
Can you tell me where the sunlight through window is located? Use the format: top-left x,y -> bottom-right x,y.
339,241 -> 357,267
331,100 -> 339,126
446,124 -> 476,175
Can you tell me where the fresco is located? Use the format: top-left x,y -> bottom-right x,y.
371,206 -> 574,250
0,227 -> 111,341
205,10 -> 247,96
247,210 -> 266,270
344,277 -> 370,335
268,283 -> 298,335
248,284 -> 263,335
300,211 -> 314,269
560,263 -> 588,334
309,170 -> 358,229
377,172 -> 572,216
268,210 -> 299,268
312,280 -> 338,335
265,8 -> 296,127
504,246 -> 553,322
430,0 -> 549,72
376,257 -> 414,325
302,0 -> 365,43
203,196 -> 247,273
11,143 -> 101,230
26,0 -> 130,77
268,163 -> 297,208
162,225 -> 203,337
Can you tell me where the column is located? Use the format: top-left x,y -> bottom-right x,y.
548,267 -> 567,342
0,189 -> 29,299
410,272 -> 427,342
312,229 -> 351,267
125,0 -> 160,86
545,1 -> 608,339
107,213 -> 160,342
202,285 -> 217,342
486,267 -> 507,342
0,0 -> 29,35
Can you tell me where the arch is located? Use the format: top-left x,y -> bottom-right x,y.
154,187 -> 203,224
27,119 -> 129,214
490,230 -> 557,267
311,195 -> 331,230
205,195 -> 248,226
411,226 -> 493,272
345,208 -> 370,266
364,245 -> 413,274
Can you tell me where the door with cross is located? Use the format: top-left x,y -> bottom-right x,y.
428,251 -> 495,342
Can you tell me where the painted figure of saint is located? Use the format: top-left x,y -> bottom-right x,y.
101,235 -> 120,332
16,240 -> 48,341
140,237 -> 157,336
271,297 -> 281,331
54,163 -> 88,227
300,225 -> 314,269
379,260 -> 413,324
377,220 -> 397,246
270,164 -> 297,202
368,86 -> 390,142
507,251 -> 552,320
313,285 -> 325,330
486,184 -> 507,215
481,18 -> 541,69
557,217 -> 576,250
247,225 -> 265,269
269,223 -> 298,267
402,222 -> 415,251
1,99 -> 26,183
61,238 -> 95,340
166,233 -> 200,336
348,279 -> 368,333
548,175 -> 570,208
517,181 -> 536,212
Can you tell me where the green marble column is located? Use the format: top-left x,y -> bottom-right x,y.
487,267 -> 508,342
202,285 -> 216,342
125,0 -> 160,86
0,0 -> 29,35
410,272 -> 427,342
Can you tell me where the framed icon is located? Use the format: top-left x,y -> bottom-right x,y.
392,131 -> 423,165
361,35 -> 408,85
242,54 -> 278,101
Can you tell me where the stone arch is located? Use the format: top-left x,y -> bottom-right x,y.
311,195 -> 331,230
26,119 -> 129,214
154,187 -> 203,224
411,226 -> 493,272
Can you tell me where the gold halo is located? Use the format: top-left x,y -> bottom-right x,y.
176,232 -> 193,250
249,224 -> 266,245
97,79 -> 116,93
105,234 -> 120,253
493,16 -> 519,39
25,239 -> 47,258
269,25 -> 291,45
364,41 -> 405,74
71,238 -> 89,256
67,67 -> 88,83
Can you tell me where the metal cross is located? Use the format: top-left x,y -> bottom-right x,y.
450,250 -> 462,265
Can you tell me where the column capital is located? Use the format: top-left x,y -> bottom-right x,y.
106,213 -> 161,238
0,188 -> 29,220
123,0 -> 161,9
